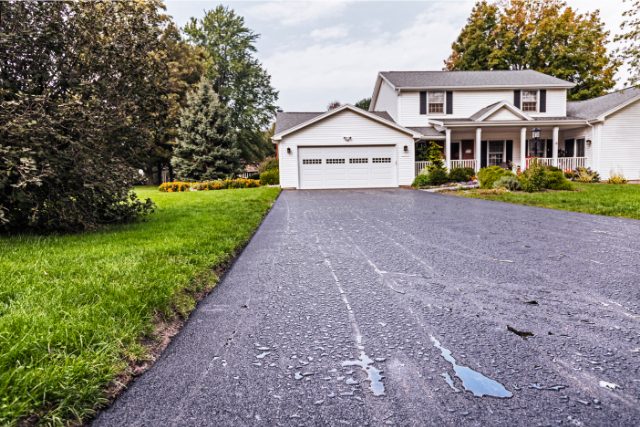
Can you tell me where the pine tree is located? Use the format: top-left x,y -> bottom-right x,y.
172,79 -> 241,181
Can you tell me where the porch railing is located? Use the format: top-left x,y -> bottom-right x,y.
526,157 -> 587,170
557,157 -> 587,171
451,159 -> 476,170
415,161 -> 431,175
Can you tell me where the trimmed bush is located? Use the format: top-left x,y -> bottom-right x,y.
608,173 -> 627,184
493,175 -> 521,191
260,169 -> 279,185
159,181 -> 192,192
545,169 -> 574,190
477,166 -> 514,189
159,178 -> 260,192
412,174 -> 431,188
448,167 -> 475,182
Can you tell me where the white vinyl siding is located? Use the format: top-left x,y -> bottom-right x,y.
486,108 -> 523,121
449,90 -> 514,118
530,89 -> 566,117
597,100 -> 640,180
277,109 -> 414,188
373,79 -> 398,120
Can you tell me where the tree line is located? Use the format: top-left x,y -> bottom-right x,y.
0,1 -> 277,233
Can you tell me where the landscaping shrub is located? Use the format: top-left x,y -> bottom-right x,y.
607,173 -> 627,184
159,178 -> 260,192
159,181 -> 192,192
477,166 -> 514,189
412,174 -> 431,188
258,156 -> 279,173
493,175 -> 521,191
427,168 -> 450,186
545,169 -> 574,190
260,169 -> 280,185
518,161 -> 547,192
448,167 -> 475,182
568,167 -> 600,183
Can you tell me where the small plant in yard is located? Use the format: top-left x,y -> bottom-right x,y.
412,173 -> 431,188
607,173 -> 628,184
260,169 -> 279,185
448,167 -> 475,182
159,181 -> 192,192
544,169 -> 574,190
518,160 -> 547,192
477,166 -> 514,189
493,175 -> 521,191
568,167 -> 600,183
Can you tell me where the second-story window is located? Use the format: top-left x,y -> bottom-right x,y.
428,91 -> 445,114
522,90 -> 538,112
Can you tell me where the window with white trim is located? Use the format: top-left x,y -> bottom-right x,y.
428,91 -> 445,114
302,159 -> 322,165
488,141 -> 505,166
326,158 -> 345,164
522,90 -> 538,112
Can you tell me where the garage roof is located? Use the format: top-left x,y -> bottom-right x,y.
272,105 -> 421,140
567,87 -> 640,120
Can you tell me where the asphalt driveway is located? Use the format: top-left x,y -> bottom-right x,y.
95,189 -> 640,426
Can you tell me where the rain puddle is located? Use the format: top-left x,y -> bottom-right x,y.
342,352 -> 385,396
430,335 -> 512,398
441,372 -> 460,392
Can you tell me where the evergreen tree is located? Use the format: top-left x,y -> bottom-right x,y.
184,6 -> 278,163
446,0 -> 618,100
172,79 -> 241,181
616,0 -> 640,86
355,98 -> 371,110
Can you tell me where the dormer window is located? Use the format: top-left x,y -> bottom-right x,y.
522,90 -> 538,112
428,91 -> 445,114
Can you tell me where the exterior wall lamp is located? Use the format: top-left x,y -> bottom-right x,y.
404,145 -> 408,152
287,147 -> 291,154
586,139 -> 592,147
343,136 -> 352,142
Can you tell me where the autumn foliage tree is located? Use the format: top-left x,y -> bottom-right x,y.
445,0 -> 619,100
616,0 -> 640,85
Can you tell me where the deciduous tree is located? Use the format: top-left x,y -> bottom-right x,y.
616,0 -> 640,85
184,6 -> 278,163
446,0 -> 618,100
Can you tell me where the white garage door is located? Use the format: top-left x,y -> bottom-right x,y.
298,146 -> 397,189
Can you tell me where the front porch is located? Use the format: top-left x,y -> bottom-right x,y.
415,125 -> 590,176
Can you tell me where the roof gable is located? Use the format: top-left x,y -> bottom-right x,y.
272,105 -> 420,140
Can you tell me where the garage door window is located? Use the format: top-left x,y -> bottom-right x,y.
302,159 -> 322,165
326,158 -> 345,164
372,157 -> 391,163
349,158 -> 368,164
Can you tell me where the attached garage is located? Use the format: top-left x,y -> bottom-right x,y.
272,105 -> 419,189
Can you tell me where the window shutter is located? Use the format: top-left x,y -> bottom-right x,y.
446,91 -> 453,114
539,90 -> 547,112
506,140 -> 513,163
420,91 -> 427,115
514,90 -> 521,108
481,141 -> 488,168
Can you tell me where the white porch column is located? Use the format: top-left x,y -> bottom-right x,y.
445,128 -> 452,170
475,127 -> 482,171
520,127 -> 527,171
552,126 -> 559,167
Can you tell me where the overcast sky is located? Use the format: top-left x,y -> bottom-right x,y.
165,0 -> 629,112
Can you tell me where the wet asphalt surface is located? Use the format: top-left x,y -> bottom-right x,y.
94,189 -> 640,426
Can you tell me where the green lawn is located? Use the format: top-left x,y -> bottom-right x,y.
457,183 -> 640,220
0,186 -> 280,425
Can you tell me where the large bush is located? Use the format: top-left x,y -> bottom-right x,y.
159,178 -> 260,192
493,175 -> 521,191
258,156 -> 279,173
518,161 -> 574,192
545,169 -> 574,190
477,166 -> 514,189
448,167 -> 475,182
0,2 -> 169,232
260,169 -> 280,185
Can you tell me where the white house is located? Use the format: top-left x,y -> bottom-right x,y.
273,70 -> 640,189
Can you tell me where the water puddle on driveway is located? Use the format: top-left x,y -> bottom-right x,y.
430,335 -> 512,398
342,352 -> 385,396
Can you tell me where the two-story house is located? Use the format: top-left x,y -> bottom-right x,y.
273,70 -> 640,189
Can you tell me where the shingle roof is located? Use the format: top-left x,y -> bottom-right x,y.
567,87 -> 640,119
406,127 -> 444,138
274,110 -> 395,134
380,70 -> 574,89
